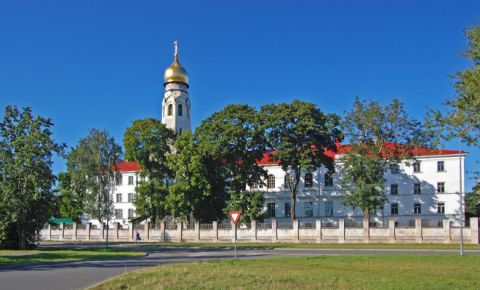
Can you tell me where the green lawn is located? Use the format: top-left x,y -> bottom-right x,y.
0,248 -> 144,265
143,241 -> 480,250
93,255 -> 480,290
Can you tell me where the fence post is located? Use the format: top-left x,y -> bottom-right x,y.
160,221 -> 166,241
388,219 -> 395,243
115,222 -> 120,240
144,222 -> 150,241
129,223 -> 134,241
293,219 -> 299,242
60,222 -> 65,241
195,221 -> 200,241
315,219 -> 322,243
73,222 -> 78,241
213,221 -> 218,242
443,219 -> 451,243
86,223 -> 91,240
363,217 -> 370,243
100,222 -> 105,239
339,219 -> 345,243
415,218 -> 422,243
177,221 -> 183,242
470,217 -> 479,244
272,219 -> 278,242
251,220 -> 257,241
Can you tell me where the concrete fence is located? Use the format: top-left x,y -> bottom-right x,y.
40,217 -> 480,244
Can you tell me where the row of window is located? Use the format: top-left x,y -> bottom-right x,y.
167,104 -> 189,117
115,193 -> 135,203
390,202 -> 445,215
115,208 -> 136,219
251,172 -> 333,189
410,160 -> 445,173
266,201 -> 446,218
390,182 -> 445,195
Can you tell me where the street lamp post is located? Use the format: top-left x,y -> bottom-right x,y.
459,137 -> 464,256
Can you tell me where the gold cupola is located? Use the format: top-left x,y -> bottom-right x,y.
164,41 -> 189,86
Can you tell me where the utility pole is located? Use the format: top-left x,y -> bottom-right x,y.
459,137 -> 464,256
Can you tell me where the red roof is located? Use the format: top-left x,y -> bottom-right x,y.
257,143 -> 467,165
114,160 -> 142,172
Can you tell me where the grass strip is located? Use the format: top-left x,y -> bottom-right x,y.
93,254 -> 480,290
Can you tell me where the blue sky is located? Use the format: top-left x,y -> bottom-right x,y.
0,0 -> 479,190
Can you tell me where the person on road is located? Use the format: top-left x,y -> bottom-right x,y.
135,231 -> 141,244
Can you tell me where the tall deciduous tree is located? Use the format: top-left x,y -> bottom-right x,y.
259,100 -> 342,219
166,132 -> 225,222
341,97 -> 425,222
123,118 -> 175,224
56,172 -> 83,222
0,106 -> 64,249
66,129 -> 122,228
225,191 -> 265,224
431,24 -> 480,147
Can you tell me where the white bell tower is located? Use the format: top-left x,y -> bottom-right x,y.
161,41 -> 191,134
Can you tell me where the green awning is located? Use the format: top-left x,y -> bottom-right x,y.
50,217 -> 74,224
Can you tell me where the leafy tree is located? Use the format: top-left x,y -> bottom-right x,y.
341,97 -> 426,222
123,118 -> 175,224
259,100 -> 342,219
225,191 -> 265,224
466,181 -> 480,217
431,24 -> 480,148
195,104 -> 267,193
0,106 -> 64,249
66,129 -> 122,229
166,132 -> 223,222
56,172 -> 83,222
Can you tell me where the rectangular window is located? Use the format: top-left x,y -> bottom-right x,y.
437,182 -> 445,193
304,202 -> 314,217
304,173 -> 313,188
390,164 -> 400,174
128,193 -> 134,203
267,175 -> 276,189
413,161 -> 421,173
325,201 -> 333,217
390,184 -> 398,195
391,203 -> 398,215
324,172 -> 333,187
116,175 -> 123,186
437,161 -> 445,172
284,202 -> 291,218
414,183 -> 421,195
267,203 -> 276,218
128,176 -> 134,185
414,203 -> 421,215
437,202 -> 445,214
115,209 -> 123,219
116,193 -> 122,203
128,208 -> 134,218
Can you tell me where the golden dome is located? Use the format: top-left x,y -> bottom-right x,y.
164,42 -> 189,86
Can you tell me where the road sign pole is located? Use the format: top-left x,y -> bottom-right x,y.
234,222 -> 237,259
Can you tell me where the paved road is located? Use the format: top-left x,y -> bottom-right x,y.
1,244 -> 479,290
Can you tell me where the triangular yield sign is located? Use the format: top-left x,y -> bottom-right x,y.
229,211 -> 241,224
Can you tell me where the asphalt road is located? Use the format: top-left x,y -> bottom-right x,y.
1,243 -> 479,290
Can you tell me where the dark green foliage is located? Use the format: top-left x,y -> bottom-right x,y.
466,182 -> 480,217
225,191 -> 265,224
56,172 -> 83,222
66,129 -> 122,225
0,106 -> 64,249
341,98 -> 425,219
259,100 -> 342,219
123,118 -> 175,224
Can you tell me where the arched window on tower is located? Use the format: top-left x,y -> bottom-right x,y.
168,104 -> 173,116
178,104 -> 183,116
304,172 -> 313,188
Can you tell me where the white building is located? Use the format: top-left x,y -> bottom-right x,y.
105,43 -> 467,228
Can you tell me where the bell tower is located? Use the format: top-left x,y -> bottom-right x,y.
161,41 -> 191,134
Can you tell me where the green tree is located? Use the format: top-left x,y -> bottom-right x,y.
466,181 -> 480,217
66,129 -> 122,229
56,172 -> 83,222
123,118 -> 175,224
166,132 -> 223,222
431,25 -> 480,148
341,97 -> 425,222
0,106 -> 64,249
225,191 -> 265,224
259,100 -> 342,219
195,104 -> 267,193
